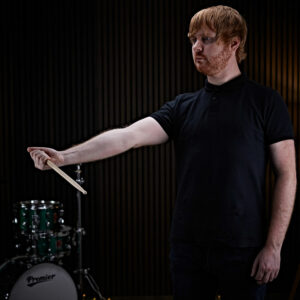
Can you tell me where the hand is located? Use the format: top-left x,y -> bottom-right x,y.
27,147 -> 64,170
251,246 -> 281,285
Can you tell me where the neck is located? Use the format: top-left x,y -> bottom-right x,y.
207,58 -> 241,85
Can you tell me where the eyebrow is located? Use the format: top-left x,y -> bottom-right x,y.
193,32 -> 216,38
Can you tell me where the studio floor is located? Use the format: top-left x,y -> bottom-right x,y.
108,293 -> 289,300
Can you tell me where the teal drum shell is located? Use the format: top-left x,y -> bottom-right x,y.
13,200 -> 63,236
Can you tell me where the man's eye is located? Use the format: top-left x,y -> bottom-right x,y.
190,36 -> 216,45
190,37 -> 197,44
202,37 -> 216,44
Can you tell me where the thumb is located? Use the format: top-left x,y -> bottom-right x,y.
27,146 -> 50,152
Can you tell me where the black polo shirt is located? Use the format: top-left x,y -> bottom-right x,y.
150,74 -> 294,247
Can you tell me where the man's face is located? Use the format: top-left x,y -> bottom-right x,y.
190,26 -> 233,76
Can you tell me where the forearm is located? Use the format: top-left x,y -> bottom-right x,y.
265,174 -> 297,251
61,128 -> 134,166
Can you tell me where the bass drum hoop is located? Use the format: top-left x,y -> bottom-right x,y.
9,263 -> 77,300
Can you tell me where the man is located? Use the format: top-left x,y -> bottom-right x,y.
28,5 -> 297,300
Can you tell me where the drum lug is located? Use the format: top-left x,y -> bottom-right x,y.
15,243 -> 21,249
76,228 -> 85,235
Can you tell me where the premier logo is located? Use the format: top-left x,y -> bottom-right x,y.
26,274 -> 56,287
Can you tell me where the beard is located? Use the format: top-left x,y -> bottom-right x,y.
193,46 -> 232,76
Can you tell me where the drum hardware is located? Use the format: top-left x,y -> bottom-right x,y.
74,268 -> 105,299
74,164 -> 106,300
0,256 -> 29,273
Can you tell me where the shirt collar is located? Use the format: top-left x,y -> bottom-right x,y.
204,73 -> 246,93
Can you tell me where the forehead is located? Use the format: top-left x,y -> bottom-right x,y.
193,25 -> 216,37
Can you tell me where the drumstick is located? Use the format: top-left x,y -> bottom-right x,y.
46,160 -> 87,195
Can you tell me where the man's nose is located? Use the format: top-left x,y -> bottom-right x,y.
192,40 -> 203,53
193,44 -> 203,54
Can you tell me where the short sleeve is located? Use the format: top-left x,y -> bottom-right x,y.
150,97 -> 178,139
264,91 -> 294,145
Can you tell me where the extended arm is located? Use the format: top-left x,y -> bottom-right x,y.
28,117 -> 168,169
251,139 -> 297,284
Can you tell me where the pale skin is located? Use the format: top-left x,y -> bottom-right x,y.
28,25 -> 297,285
251,139 -> 297,284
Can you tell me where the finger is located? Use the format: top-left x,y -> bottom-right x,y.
31,150 -> 50,163
254,265 -> 265,281
255,270 -> 268,285
32,149 -> 50,158
269,271 -> 277,282
262,271 -> 271,284
251,258 -> 259,277
30,150 -> 40,159
257,280 -> 264,285
31,151 -> 51,169
273,269 -> 280,280
38,153 -> 50,165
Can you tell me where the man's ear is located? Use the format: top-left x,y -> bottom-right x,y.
230,37 -> 241,51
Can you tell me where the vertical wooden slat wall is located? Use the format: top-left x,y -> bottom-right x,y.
1,0 -> 299,297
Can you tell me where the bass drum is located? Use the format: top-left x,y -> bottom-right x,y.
8,263 -> 77,300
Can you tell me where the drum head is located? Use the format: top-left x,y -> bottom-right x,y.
9,263 -> 77,300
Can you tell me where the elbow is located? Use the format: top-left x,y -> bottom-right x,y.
276,171 -> 297,187
277,171 -> 297,180
120,128 -> 137,151
123,128 -> 141,149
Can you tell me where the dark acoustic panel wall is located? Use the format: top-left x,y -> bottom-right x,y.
1,0 -> 299,297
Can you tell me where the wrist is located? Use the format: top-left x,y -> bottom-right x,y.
264,241 -> 282,253
58,150 -> 70,166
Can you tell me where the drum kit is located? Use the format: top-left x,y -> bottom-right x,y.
0,165 -> 106,300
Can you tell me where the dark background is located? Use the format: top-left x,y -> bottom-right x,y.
1,0 -> 299,298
